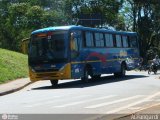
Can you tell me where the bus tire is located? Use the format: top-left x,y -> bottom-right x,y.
114,63 -> 126,77
50,80 -> 58,87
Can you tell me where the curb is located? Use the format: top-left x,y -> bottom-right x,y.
0,82 -> 32,96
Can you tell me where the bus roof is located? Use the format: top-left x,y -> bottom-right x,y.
31,25 -> 137,36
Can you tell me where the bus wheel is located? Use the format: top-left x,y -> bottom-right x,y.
114,63 -> 126,77
50,80 -> 58,87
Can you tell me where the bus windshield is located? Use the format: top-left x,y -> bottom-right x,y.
29,31 -> 68,64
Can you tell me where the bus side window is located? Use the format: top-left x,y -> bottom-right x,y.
122,36 -> 129,48
71,31 -> 83,51
70,32 -> 77,51
127,36 -> 130,47
105,33 -> 114,47
85,31 -> 94,47
112,34 -> 117,47
116,35 -> 122,47
129,36 -> 138,48
95,32 -> 104,47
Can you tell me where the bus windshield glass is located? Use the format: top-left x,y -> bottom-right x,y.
29,31 -> 68,64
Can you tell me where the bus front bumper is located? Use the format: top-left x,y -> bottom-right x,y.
29,63 -> 71,82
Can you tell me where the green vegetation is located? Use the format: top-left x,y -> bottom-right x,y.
0,0 -> 123,52
0,0 -> 160,59
0,48 -> 28,84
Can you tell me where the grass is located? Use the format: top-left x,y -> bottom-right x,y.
0,48 -> 28,84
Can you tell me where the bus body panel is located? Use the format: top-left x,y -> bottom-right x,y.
70,47 -> 140,79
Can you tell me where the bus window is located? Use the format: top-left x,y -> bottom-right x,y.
85,31 -> 94,47
122,36 -> 129,47
70,32 -> 76,51
129,36 -> 138,48
105,34 -> 114,47
116,35 -> 122,47
70,31 -> 82,51
70,31 -> 82,59
95,33 -> 104,47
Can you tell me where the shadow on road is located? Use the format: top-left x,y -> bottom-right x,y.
32,74 -> 148,90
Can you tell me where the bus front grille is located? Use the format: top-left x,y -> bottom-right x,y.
36,72 -> 59,78
35,68 -> 59,72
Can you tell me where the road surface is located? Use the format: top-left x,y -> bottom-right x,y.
0,71 -> 160,120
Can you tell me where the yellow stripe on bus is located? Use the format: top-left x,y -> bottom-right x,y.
71,58 -> 139,64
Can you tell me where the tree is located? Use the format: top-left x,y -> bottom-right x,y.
64,0 -> 124,29
122,0 -> 160,60
0,0 -> 67,51
26,5 -> 44,30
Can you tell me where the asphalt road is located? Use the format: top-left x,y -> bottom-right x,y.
1,71 -> 160,120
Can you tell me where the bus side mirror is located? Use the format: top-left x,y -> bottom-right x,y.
21,38 -> 29,54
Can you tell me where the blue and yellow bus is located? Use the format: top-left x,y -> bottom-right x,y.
28,25 -> 140,86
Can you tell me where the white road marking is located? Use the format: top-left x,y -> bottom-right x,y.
53,95 -> 116,108
85,95 -> 143,109
106,92 -> 160,114
23,93 -> 76,105
25,94 -> 91,108
128,107 -> 141,110
133,102 -> 160,113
